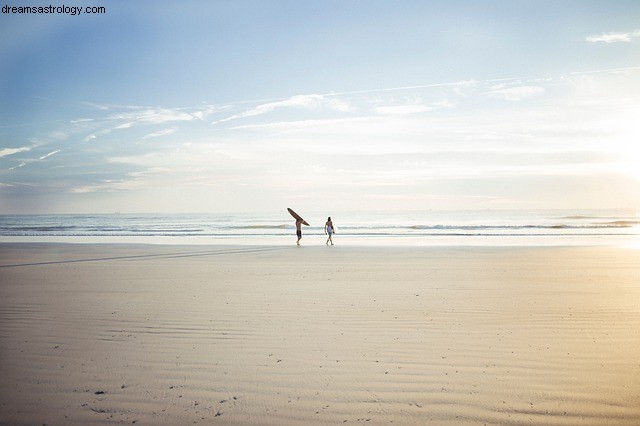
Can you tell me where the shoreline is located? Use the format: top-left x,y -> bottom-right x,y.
1,232 -> 639,248
1,243 -> 639,425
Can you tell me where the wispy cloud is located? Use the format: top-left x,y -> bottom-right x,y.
216,77 -> 543,126
374,104 -> 433,115
214,94 -> 352,124
0,146 -> 31,158
143,128 -> 177,139
8,162 -> 27,171
69,181 -> 131,194
76,104 -> 214,143
69,118 -> 95,124
374,99 -> 455,116
39,150 -> 61,160
486,85 -> 545,101
192,104 -> 222,120
82,129 -> 112,142
229,116 -> 372,132
47,130 -> 71,140
326,79 -> 486,97
82,103 -> 214,129
108,107 -> 198,128
3,67 -> 638,211
586,30 -> 640,43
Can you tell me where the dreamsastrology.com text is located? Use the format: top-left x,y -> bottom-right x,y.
2,4 -> 106,16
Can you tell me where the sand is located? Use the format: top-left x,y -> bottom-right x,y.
0,243 -> 639,425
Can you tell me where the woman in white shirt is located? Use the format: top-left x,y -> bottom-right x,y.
324,217 -> 335,246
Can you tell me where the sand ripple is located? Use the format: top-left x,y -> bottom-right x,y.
1,244 -> 639,424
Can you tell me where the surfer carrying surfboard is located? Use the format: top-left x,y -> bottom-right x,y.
287,208 -> 309,246
295,218 -> 303,245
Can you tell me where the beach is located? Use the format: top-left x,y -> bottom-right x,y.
1,243 -> 639,425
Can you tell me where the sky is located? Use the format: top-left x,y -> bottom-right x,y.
1,0 -> 639,214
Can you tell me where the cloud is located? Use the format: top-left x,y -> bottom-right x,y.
214,94 -> 352,124
374,104 -> 434,115
69,182 -> 128,194
228,116 -> 374,132
8,162 -> 27,170
39,150 -> 61,160
586,30 -> 640,43
3,148 -> 60,171
0,146 -> 31,158
82,129 -> 112,142
47,130 -> 70,140
73,104 -> 205,143
4,67 -> 637,213
109,107 -> 197,126
328,79 -> 483,97
191,104 -> 222,120
486,85 -> 545,101
215,78 -> 520,125
215,78 -> 522,125
76,104 -> 208,137
374,99 -> 455,116
143,128 -> 177,139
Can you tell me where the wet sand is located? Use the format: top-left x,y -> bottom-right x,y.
1,243 -> 639,425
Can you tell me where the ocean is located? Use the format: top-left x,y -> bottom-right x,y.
0,209 -> 638,246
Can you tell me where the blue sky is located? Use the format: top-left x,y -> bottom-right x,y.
1,0 -> 639,214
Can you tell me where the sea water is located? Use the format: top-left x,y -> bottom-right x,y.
0,209 -> 638,246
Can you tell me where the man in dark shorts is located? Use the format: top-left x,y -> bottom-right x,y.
295,218 -> 303,245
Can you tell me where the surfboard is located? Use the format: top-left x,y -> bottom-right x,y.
287,208 -> 310,226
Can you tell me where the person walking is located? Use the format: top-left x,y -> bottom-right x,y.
324,216 -> 335,245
